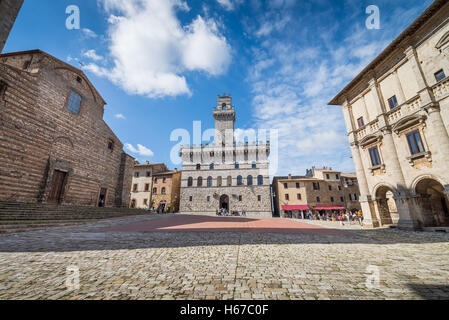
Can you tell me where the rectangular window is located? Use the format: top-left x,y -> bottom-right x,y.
189,196 -> 193,202
285,194 -> 289,201
133,184 -> 137,192
388,95 -> 399,110
336,174 -> 339,179
297,194 -> 302,200
326,174 -> 330,180
340,197 -> 344,202
406,130 -> 425,155
144,184 -> 149,192
144,199 -> 148,205
239,195 -> 243,202
331,197 -> 334,202
66,91 -> 82,115
258,195 -> 261,202
328,185 -> 332,191
135,172 -> 140,178
146,172 -> 151,177
435,69 -> 446,82
338,186 -> 342,191
284,183 -> 288,189
369,146 -> 381,166
316,197 -> 321,203
296,183 -> 300,189
207,196 -> 211,202
313,183 -> 320,190
357,117 -> 365,128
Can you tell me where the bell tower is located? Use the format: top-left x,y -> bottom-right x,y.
213,94 -> 235,146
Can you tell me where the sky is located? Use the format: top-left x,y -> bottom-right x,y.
5,0 -> 433,177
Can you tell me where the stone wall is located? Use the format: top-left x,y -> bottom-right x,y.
0,50 -> 132,207
0,0 -> 23,52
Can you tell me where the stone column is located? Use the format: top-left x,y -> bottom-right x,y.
381,128 -> 416,230
350,142 -> 379,227
424,103 -> 449,162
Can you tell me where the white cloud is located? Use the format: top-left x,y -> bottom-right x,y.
216,0 -> 243,11
82,28 -> 98,38
82,49 -> 103,61
125,143 -> 154,157
115,113 -> 126,119
87,0 -> 232,98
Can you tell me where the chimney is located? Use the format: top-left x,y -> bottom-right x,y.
288,174 -> 292,179
146,161 -> 150,165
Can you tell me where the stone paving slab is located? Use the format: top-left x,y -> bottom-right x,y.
0,214 -> 448,300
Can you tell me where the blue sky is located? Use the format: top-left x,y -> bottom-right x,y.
5,0 -> 433,176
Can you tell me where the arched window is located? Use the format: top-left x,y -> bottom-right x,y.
217,176 -> 222,187
187,177 -> 193,187
237,176 -> 243,186
258,175 -> 263,185
207,176 -> 213,187
227,176 -> 232,186
197,177 -> 203,187
247,175 -> 253,186
161,187 -> 166,195
210,163 -> 215,170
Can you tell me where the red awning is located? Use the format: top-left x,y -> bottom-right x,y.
282,205 -> 309,211
314,207 -> 345,210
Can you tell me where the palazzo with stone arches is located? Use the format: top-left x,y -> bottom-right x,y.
179,94 -> 272,217
329,0 -> 449,230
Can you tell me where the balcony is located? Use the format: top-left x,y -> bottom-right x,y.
356,120 -> 379,141
432,77 -> 449,100
386,95 -> 422,126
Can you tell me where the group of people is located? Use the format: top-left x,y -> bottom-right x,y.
217,208 -> 247,217
301,210 -> 364,226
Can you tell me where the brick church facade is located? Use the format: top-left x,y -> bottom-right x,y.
0,50 -> 134,207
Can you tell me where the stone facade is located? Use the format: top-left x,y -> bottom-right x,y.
130,162 -> 181,213
0,0 -> 23,53
329,0 -> 449,230
0,50 -> 133,207
179,95 -> 272,217
272,167 -> 361,218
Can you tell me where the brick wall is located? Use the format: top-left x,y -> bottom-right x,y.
0,0 -> 24,52
0,50 -> 133,207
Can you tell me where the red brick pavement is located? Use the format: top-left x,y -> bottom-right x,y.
98,215 -> 346,236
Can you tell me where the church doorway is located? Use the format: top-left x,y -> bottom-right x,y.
220,195 -> 229,211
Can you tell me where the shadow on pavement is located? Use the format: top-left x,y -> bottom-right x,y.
0,214 -> 448,253
407,284 -> 449,299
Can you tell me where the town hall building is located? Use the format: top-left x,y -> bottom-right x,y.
179,95 -> 272,217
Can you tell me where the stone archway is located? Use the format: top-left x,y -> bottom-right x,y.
220,194 -> 229,211
375,185 -> 399,226
415,179 -> 449,227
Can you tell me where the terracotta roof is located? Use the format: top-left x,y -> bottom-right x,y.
328,0 -> 447,105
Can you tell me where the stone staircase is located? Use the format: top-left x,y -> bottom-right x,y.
0,201 -> 150,234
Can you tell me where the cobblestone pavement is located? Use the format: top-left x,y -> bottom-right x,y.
0,214 -> 448,300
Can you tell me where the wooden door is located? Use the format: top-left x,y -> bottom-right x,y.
48,170 -> 67,204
